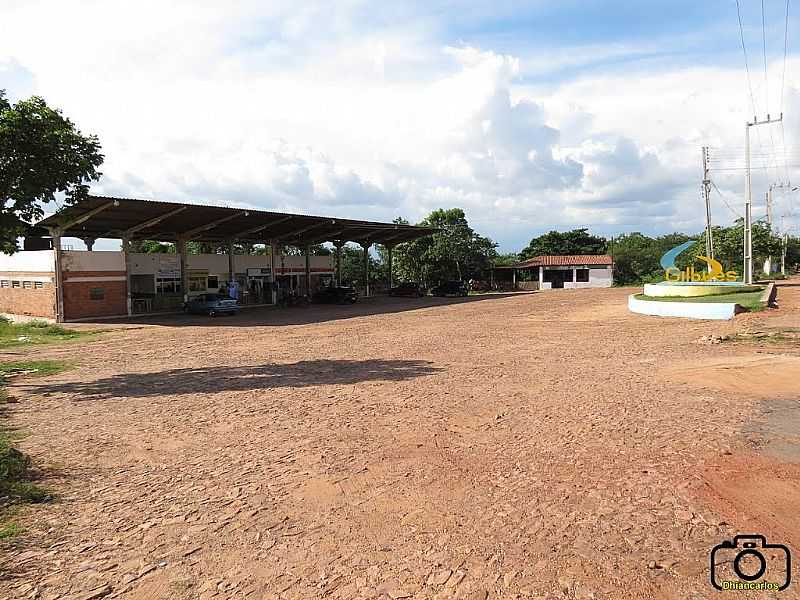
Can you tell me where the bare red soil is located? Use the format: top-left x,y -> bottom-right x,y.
1,282 -> 799,599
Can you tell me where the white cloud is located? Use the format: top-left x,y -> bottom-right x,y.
2,1 -> 798,251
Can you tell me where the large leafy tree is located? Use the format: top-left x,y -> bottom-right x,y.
391,208 -> 498,285
519,228 -> 606,259
712,219 -> 782,275
0,90 -> 103,253
785,235 -> 800,272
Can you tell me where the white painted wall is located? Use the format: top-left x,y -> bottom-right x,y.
128,253 -> 334,276
62,250 -> 125,272
589,267 -> 613,285
0,250 -> 54,273
628,294 -> 736,320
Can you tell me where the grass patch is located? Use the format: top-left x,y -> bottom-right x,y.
0,359 -> 71,538
634,289 -> 766,311
0,317 -> 92,349
0,360 -> 72,379
0,521 -> 23,539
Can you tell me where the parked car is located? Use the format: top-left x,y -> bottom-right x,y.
312,285 -> 358,304
183,293 -> 239,316
389,282 -> 425,297
430,280 -> 469,297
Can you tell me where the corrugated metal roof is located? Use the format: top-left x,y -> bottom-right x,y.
36,196 -> 437,246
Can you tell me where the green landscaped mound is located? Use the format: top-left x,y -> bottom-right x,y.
634,288 -> 766,311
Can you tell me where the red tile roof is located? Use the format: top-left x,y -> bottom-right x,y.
513,254 -> 613,268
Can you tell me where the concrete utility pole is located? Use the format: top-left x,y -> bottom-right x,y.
744,114 -> 783,284
764,183 -> 796,274
702,146 -> 714,270
782,231 -> 789,275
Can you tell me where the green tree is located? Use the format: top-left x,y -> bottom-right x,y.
785,235 -> 800,272
609,232 -> 686,285
493,252 -> 519,267
392,208 -> 498,286
0,90 -> 103,253
520,228 -> 606,259
712,219 -> 781,275
337,243 -> 380,288
129,240 -> 174,253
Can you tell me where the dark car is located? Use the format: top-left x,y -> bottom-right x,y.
389,282 -> 425,297
431,280 -> 468,297
184,293 -> 239,316
312,285 -> 358,304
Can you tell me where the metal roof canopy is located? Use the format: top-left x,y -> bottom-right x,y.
36,196 -> 437,246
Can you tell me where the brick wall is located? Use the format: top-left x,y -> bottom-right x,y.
0,284 -> 56,319
63,280 -> 127,320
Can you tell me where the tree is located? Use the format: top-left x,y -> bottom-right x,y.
337,243 -> 380,287
129,240 -> 174,253
392,208 -> 498,286
785,235 -> 800,272
0,90 -> 103,253
712,219 -> 782,275
520,228 -> 606,259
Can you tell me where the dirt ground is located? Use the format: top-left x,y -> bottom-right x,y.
1,282 -> 799,599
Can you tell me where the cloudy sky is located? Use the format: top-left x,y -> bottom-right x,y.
2,0 -> 799,251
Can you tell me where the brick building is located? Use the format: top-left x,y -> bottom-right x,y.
0,249 -> 335,322
1,196 -> 436,322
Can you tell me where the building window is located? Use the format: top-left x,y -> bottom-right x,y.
188,276 -> 207,292
22,281 -> 33,289
34,281 -> 44,289
576,269 -> 590,282
0,280 -> 8,288
90,287 -> 105,300
11,281 -> 20,288
207,275 -> 219,289
156,277 -> 181,295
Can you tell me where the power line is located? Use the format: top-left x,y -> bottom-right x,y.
781,0 -> 791,113
780,0 -> 792,184
763,0 -> 770,114
711,181 -> 744,218
737,0 -> 761,118
761,0 -> 783,185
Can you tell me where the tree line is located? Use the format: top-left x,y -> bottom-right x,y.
3,90 -> 799,287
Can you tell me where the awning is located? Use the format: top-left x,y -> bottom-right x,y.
36,196 -> 437,246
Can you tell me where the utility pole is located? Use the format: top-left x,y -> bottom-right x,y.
764,183 -> 796,274
767,188 -> 774,227
702,146 -> 714,271
782,232 -> 788,275
744,114 -> 783,284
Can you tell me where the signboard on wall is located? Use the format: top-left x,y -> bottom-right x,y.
246,267 -> 271,276
157,255 -> 180,278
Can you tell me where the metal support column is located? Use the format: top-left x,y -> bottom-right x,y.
304,245 -> 311,297
269,241 -> 278,304
387,244 -> 394,289
177,238 -> 189,303
122,237 -> 132,315
362,241 -> 371,297
334,241 -> 344,286
50,230 -> 65,323
227,240 -> 235,286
